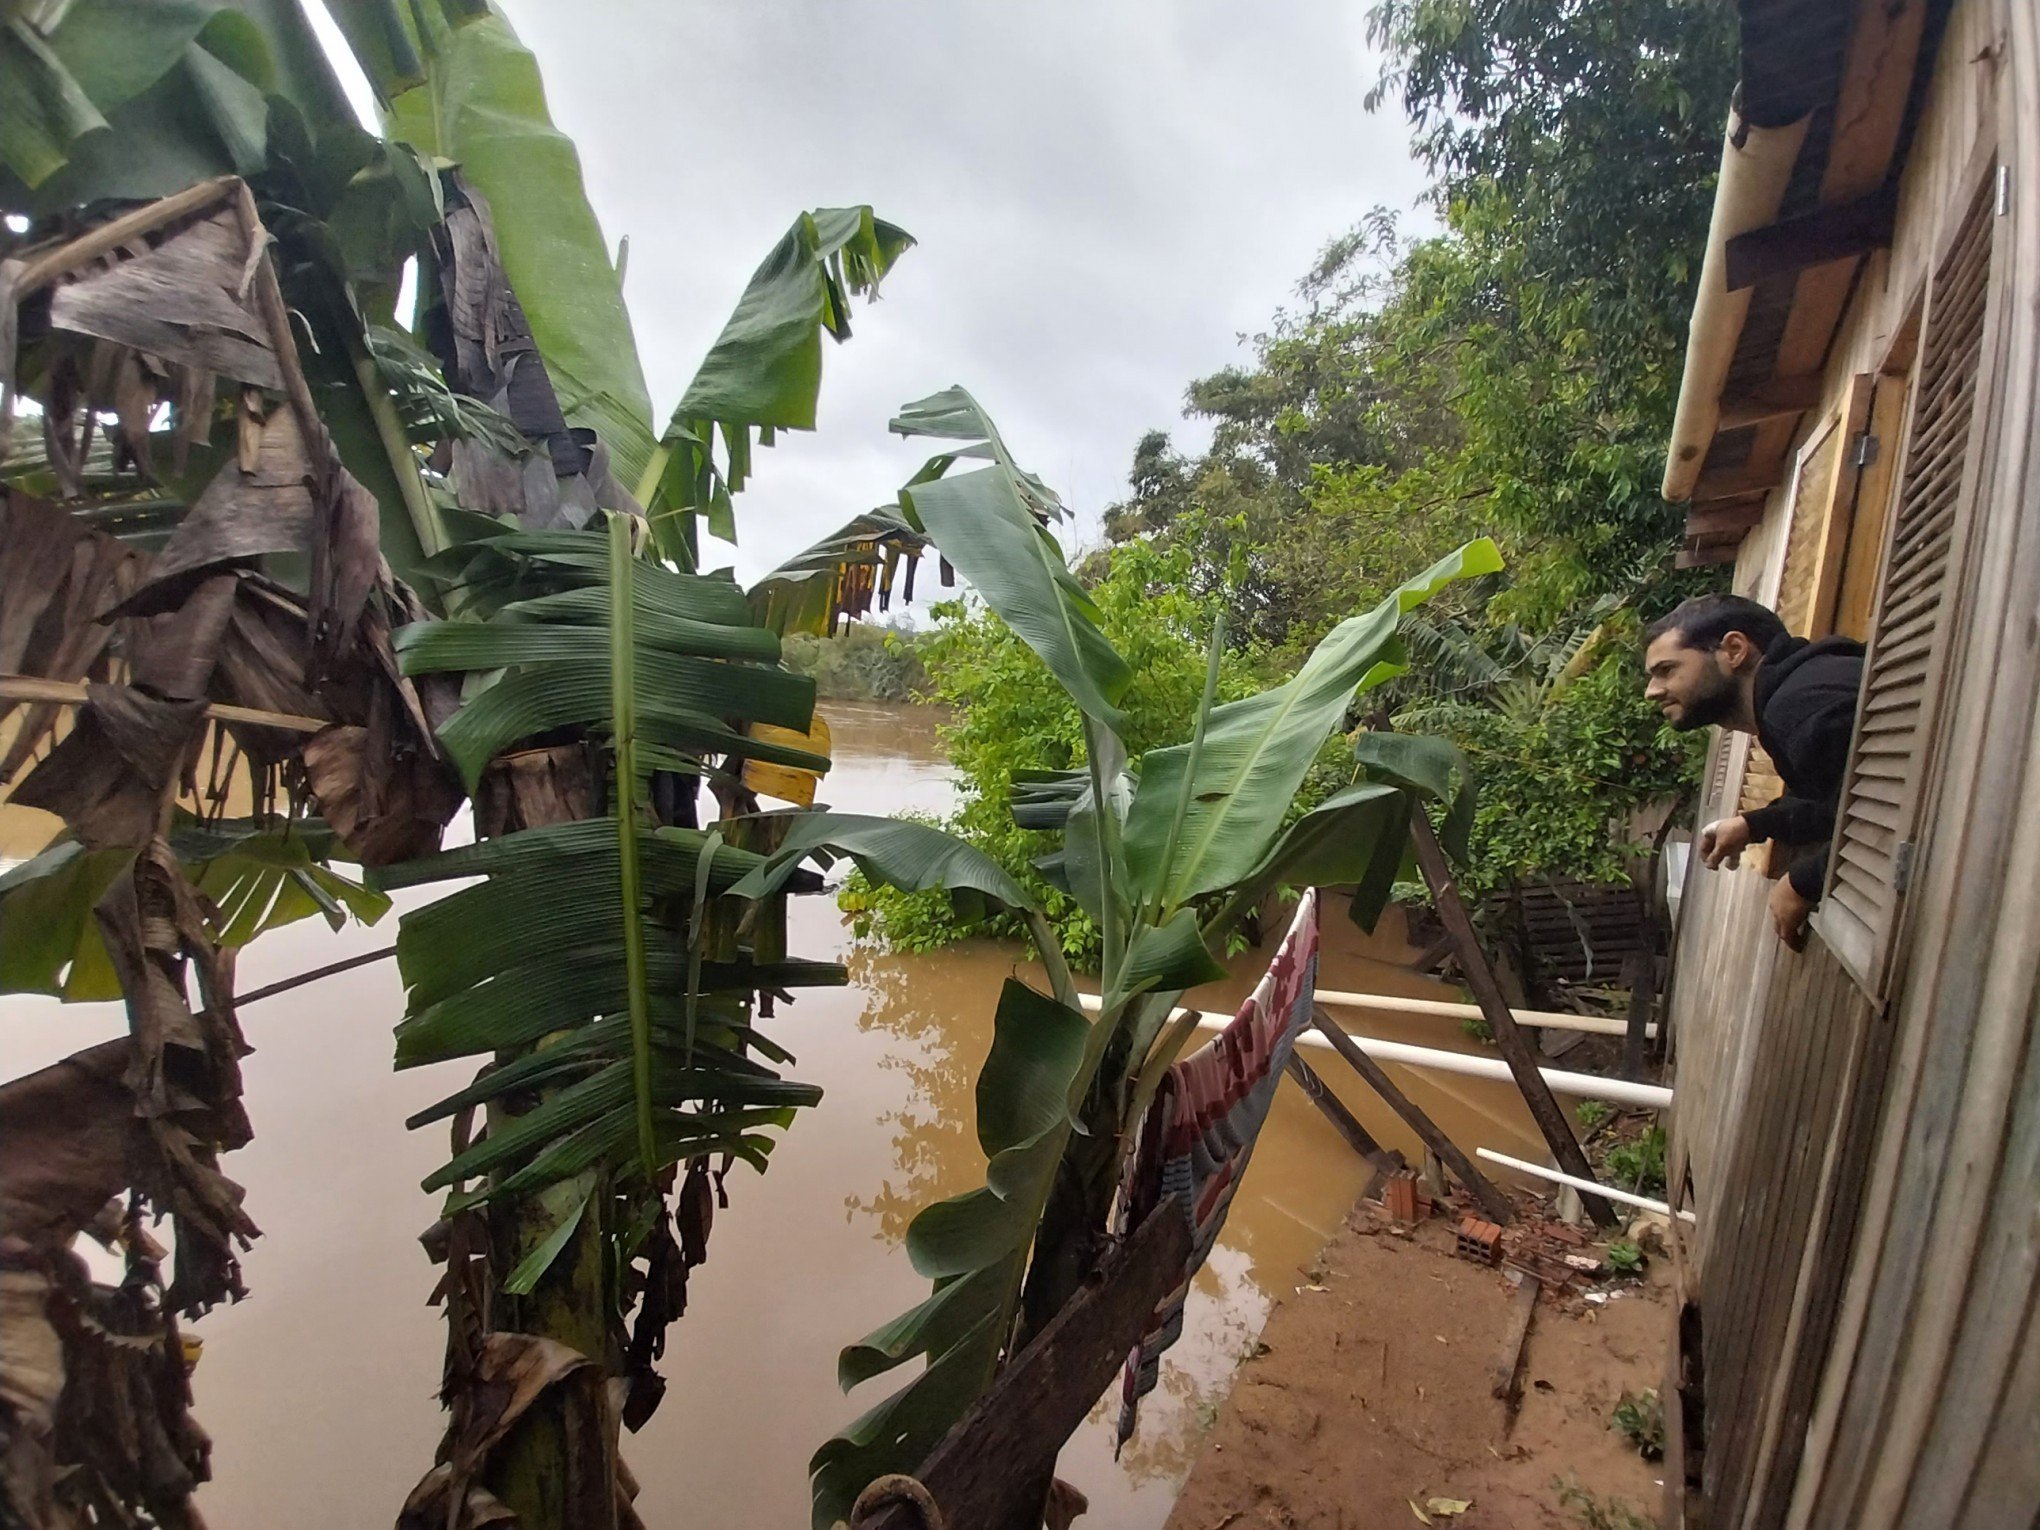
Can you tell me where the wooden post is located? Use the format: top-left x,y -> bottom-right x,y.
1491,1274 -> 1541,1409
1310,1005 -> 1516,1226
1284,1050 -> 1403,1192
1622,950 -> 1661,1081
854,1204 -> 1194,1530
1407,817 -> 1620,1228
1625,786 -> 1687,1080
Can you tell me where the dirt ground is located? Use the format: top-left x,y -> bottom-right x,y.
1161,1202 -> 1670,1530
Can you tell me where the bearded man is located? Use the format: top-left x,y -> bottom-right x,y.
1642,594 -> 1866,949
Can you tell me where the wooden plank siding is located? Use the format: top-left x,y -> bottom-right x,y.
1792,8 -> 2040,1522
1697,940 -> 1875,1530
1662,3 -> 2040,1527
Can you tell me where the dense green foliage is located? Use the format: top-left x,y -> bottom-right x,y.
1390,606 -> 1702,901
780,621 -> 930,702
842,540 -> 1265,960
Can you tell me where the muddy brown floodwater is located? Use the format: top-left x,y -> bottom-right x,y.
0,701 -> 1557,1528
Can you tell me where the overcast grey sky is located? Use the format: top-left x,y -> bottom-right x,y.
493,3 -> 1431,585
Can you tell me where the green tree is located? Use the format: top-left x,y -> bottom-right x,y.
780,620 -> 931,702
1083,0 -> 1738,910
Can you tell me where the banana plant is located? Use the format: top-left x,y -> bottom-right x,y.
380,513 -> 841,1200
5,3 -> 936,1524
746,389 -> 1502,1525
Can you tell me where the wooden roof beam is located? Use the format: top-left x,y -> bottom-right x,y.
1725,183 -> 1899,292
1684,499 -> 1769,538
1660,111 -> 1812,501
1677,541 -> 1741,569
1718,372 -> 1826,429
1691,461 -> 1786,504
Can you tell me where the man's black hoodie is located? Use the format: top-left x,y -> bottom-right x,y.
1744,633 -> 1866,901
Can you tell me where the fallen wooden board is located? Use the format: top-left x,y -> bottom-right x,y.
1284,1049 -> 1403,1196
1408,815 -> 1619,1228
855,1202 -> 1194,1530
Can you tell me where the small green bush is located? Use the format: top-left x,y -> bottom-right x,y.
1606,1124 -> 1667,1199
1574,1098 -> 1613,1131
1611,1389 -> 1665,1461
838,539 -> 1259,966
1605,1240 -> 1644,1276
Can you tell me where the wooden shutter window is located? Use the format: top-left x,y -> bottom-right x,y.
1706,728 -> 1735,818
1822,173 -> 1998,993
1738,379 -> 1878,836
1776,377 -> 1876,639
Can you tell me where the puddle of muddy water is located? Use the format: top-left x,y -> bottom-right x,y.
0,700 -> 1555,1527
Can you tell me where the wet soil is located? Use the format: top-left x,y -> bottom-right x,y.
1162,1204 -> 1670,1530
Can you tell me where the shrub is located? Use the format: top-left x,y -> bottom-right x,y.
780,620 -> 929,702
1612,1389 -> 1665,1460
1606,1124 -> 1667,1200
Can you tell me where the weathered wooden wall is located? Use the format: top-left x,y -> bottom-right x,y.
1663,1 -> 2040,1524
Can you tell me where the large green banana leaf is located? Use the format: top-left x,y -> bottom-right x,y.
1120,538 -> 1501,911
394,520 -> 822,790
380,514 -> 836,1197
812,977 -> 1089,1528
0,0 -> 323,205
891,389 -> 1132,734
0,840 -> 135,999
650,208 -> 915,555
1349,728 -> 1479,864
180,820 -> 393,946
0,821 -> 387,1000
726,812 -> 1030,912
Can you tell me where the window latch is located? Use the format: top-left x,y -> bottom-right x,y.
1854,433 -> 1881,469
1894,839 -> 1916,894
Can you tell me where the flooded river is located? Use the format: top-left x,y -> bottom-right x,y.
0,701 -> 1552,1527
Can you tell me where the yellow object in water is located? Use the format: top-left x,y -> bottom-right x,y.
742,714 -> 832,807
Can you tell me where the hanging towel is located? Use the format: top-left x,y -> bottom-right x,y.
1115,888 -> 1321,1446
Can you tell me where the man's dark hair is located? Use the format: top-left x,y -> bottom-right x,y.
1645,594 -> 1787,655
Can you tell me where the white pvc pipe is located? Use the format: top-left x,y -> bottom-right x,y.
1314,987 -> 1657,1040
1477,1147 -> 1695,1224
1075,996 -> 1673,1110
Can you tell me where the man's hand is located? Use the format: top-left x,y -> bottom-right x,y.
1769,875 -> 1814,951
1699,815 -> 1752,870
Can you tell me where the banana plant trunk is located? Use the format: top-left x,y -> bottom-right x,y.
998,1058 -> 1133,1530
472,744 -> 621,1529
484,1173 -> 617,1528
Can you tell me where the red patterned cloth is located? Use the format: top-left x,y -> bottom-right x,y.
1115,890 -> 1321,1446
